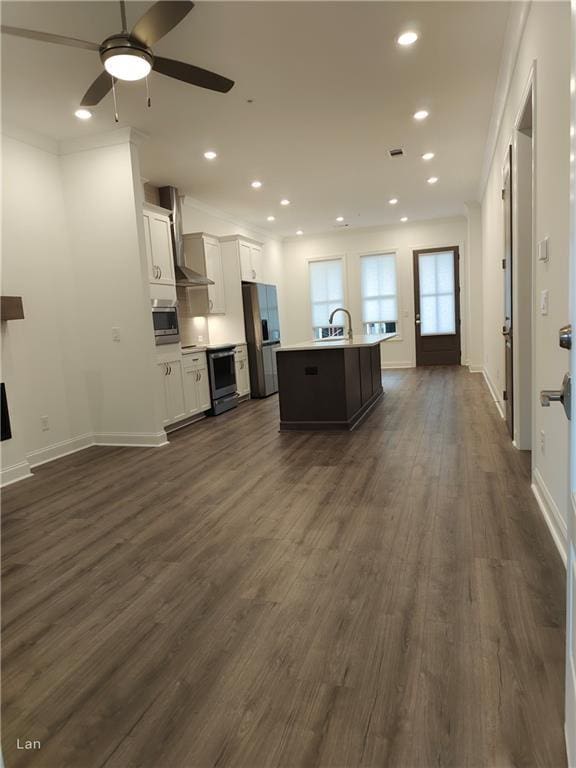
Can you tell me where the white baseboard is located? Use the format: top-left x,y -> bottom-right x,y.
381,361 -> 414,370
93,431 -> 168,448
1,460 -> 33,487
468,364 -> 483,373
482,368 -> 505,420
26,433 -> 94,468
531,467 -> 568,566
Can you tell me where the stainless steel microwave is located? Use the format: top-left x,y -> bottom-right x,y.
151,299 -> 180,345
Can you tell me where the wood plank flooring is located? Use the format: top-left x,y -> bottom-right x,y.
1,367 -> 567,768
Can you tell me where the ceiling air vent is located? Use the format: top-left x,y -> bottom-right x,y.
388,148 -> 404,157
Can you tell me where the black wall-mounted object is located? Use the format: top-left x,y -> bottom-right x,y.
1,383 -> 12,441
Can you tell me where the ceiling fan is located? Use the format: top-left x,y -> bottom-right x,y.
1,0 -> 234,114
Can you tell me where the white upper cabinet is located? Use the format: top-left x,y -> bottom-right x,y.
204,238 -> 226,314
222,236 -> 264,283
143,205 -> 175,286
182,233 -> 226,315
249,244 -> 263,283
239,241 -> 253,282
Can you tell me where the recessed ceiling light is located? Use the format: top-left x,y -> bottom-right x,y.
400,216 -> 408,222
336,216 -> 344,222
389,198 -> 398,205
74,108 -> 92,120
203,150 -> 217,160
397,31 -> 418,46
280,198 -> 291,206
414,110 -> 429,121
422,152 -> 435,161
251,180 -> 262,189
296,230 -> 303,236
427,176 -> 438,184
267,215 -> 276,222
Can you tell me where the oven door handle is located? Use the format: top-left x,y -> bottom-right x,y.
210,351 -> 234,359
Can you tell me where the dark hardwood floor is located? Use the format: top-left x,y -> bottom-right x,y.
1,367 -> 567,768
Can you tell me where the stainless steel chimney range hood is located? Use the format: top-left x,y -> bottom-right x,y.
158,186 -> 214,288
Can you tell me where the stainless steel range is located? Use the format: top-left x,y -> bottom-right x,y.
206,346 -> 238,415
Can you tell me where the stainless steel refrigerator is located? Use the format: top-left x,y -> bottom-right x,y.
242,282 -> 281,397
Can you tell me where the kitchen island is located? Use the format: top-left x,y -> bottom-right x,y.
276,333 -> 396,431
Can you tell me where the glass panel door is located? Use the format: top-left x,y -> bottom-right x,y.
418,250 -> 456,336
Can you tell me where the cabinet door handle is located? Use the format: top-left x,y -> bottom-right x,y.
252,269 -> 256,279
209,299 -> 213,310
164,363 -> 169,375
168,364 -> 172,375
158,266 -> 162,278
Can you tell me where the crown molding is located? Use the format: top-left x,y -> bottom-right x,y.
181,195 -> 275,242
1,123 -> 59,154
477,1 -> 531,199
58,126 -> 148,156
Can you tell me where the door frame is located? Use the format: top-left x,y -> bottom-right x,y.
512,64 -> 536,452
413,246 -> 462,366
502,145 -> 514,439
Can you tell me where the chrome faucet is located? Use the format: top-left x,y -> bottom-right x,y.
329,308 -> 354,341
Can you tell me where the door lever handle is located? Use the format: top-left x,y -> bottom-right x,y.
540,390 -> 562,406
540,373 -> 571,419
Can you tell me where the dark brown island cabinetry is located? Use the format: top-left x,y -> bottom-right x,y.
276,334 -> 395,431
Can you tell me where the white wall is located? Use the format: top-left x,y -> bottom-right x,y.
180,197 -> 284,346
281,217 -> 468,367
1,135 -> 92,481
60,137 -> 165,445
481,0 -> 571,552
0,129 -> 168,485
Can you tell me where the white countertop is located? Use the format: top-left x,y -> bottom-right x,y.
276,333 -> 396,352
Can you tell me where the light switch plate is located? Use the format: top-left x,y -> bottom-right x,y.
112,326 -> 121,342
538,237 -> 549,262
540,289 -> 549,316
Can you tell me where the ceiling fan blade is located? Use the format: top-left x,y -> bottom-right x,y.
80,72 -> 116,107
153,56 -> 234,93
130,1 -> 194,48
1,25 -> 99,51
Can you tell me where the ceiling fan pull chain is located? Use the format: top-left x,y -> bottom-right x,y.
146,75 -> 151,108
111,77 -> 119,123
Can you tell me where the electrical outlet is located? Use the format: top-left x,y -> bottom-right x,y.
197,334 -> 204,342
40,416 -> 49,432
540,430 -> 545,454
540,290 -> 549,316
112,326 -> 121,343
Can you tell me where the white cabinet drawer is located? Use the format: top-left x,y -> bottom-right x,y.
182,351 -> 207,370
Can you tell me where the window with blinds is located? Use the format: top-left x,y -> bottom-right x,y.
417,250 -> 456,335
309,259 -> 345,338
360,253 -> 398,335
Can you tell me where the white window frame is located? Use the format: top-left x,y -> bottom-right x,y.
358,250 -> 401,339
307,255 -> 348,339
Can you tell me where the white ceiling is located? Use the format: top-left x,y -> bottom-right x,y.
2,1 -> 511,237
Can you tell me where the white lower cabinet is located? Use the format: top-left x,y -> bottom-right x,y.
158,358 -> 186,426
182,352 -> 211,416
234,345 -> 251,398
157,349 -> 211,426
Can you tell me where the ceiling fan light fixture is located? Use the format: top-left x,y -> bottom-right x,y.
102,47 -> 153,81
74,108 -> 92,120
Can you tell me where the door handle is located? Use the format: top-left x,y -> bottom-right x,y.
559,324 -> 572,349
540,373 -> 571,419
